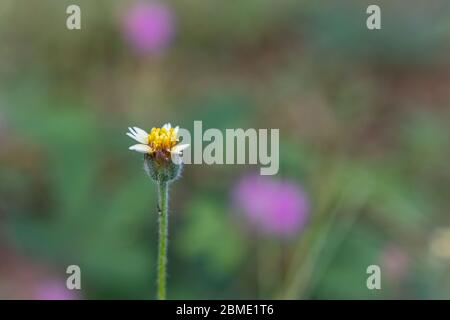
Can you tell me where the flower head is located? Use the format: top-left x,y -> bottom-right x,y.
127,123 -> 188,157
232,174 -> 309,238
127,123 -> 189,182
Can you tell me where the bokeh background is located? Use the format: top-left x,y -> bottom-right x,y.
1,0 -> 449,299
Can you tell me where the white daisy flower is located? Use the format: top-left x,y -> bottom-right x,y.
127,123 -> 189,159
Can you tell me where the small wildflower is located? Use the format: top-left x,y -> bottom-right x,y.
127,123 -> 189,182
127,122 -> 188,299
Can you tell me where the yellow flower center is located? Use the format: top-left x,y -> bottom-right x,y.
148,127 -> 177,152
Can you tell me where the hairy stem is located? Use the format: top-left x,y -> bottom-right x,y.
157,181 -> 169,300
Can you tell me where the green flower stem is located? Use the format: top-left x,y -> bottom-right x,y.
157,180 -> 169,300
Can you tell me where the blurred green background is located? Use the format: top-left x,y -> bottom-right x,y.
0,0 -> 449,299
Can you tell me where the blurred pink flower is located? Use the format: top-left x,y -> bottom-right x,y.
380,245 -> 409,281
122,1 -> 175,55
233,174 -> 309,238
34,280 -> 81,300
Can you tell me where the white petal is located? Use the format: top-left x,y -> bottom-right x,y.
129,144 -> 152,154
162,123 -> 171,130
133,126 -> 148,137
171,143 -> 190,154
128,127 -> 137,136
126,127 -> 146,143
132,127 -> 149,143
174,126 -> 179,135
126,132 -> 146,144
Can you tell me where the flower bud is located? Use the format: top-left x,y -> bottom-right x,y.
144,153 -> 182,183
